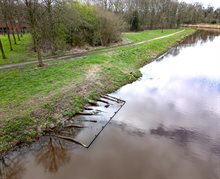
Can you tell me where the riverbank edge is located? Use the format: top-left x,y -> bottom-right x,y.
0,29 -> 196,157
182,24 -> 220,30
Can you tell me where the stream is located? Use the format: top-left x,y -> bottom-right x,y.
1,29 -> 220,179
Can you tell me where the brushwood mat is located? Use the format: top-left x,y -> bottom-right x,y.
58,95 -> 125,148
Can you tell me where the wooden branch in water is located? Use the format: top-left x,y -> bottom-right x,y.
97,99 -> 110,104
77,111 -> 99,115
84,107 -> 93,110
64,124 -> 85,128
84,107 -> 104,113
88,100 -> 98,106
101,95 -> 123,103
80,119 -> 97,123
52,135 -> 87,147
105,95 -> 124,102
105,104 -> 110,108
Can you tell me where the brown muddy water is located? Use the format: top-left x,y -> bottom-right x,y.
1,30 -> 220,179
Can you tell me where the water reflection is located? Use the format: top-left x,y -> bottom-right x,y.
150,125 -> 214,150
157,29 -> 220,62
111,121 -> 146,137
182,30 -> 219,45
35,138 -> 70,173
113,29 -> 220,158
150,125 -> 196,144
0,156 -> 25,179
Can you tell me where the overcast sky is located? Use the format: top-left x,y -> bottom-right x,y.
180,0 -> 220,8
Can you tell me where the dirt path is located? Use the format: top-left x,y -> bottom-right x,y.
0,30 -> 185,70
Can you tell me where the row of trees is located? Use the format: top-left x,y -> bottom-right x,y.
0,0 -> 25,59
0,0 -> 220,66
0,0 -> 123,66
91,0 -> 220,31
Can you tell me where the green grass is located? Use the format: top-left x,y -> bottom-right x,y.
0,28 -> 195,155
122,29 -> 181,43
0,29 -> 183,66
0,34 -> 36,65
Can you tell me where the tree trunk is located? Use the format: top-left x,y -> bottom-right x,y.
15,22 -> 21,41
32,36 -> 37,52
37,46 -> 43,67
33,30 -> 43,67
25,0 -> 44,67
0,39 -> 6,59
17,32 -> 21,41
47,0 -> 56,55
6,23 -> 13,51
20,29 -> 23,37
33,29 -> 43,66
11,27 -> 17,45
36,39 -> 43,67
18,23 -> 23,38
15,20 -> 22,40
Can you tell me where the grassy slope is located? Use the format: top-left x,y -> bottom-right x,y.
122,29 -> 180,43
0,29 -> 182,66
0,34 -> 36,65
0,29 -> 195,155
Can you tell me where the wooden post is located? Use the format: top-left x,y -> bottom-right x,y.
0,39 -> 6,59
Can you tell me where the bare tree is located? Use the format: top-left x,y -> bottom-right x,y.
24,0 -> 44,67
35,138 -> 70,173
44,0 -> 56,54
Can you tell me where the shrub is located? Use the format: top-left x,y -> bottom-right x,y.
64,2 -> 124,47
94,8 -> 124,46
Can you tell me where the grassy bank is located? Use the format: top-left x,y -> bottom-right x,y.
0,28 -> 195,155
0,29 -> 181,66
122,29 -> 180,43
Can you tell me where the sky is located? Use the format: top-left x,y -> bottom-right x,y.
180,0 -> 220,8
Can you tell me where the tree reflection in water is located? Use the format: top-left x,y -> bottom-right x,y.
156,29 -> 220,62
0,156 -> 25,179
35,138 -> 70,173
150,125 -> 195,145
